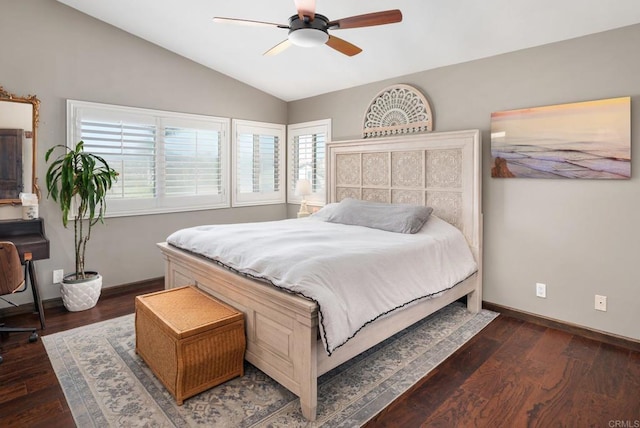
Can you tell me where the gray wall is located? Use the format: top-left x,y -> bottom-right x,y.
0,0 -> 288,302
288,24 -> 640,342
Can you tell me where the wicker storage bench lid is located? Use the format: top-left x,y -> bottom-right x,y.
136,286 -> 242,339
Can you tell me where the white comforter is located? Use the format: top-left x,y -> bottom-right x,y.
167,216 -> 477,354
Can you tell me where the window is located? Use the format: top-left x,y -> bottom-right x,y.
287,119 -> 331,206
67,100 -> 229,217
232,120 -> 286,207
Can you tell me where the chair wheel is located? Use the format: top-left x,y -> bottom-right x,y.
0,355 -> 3,364
29,332 -> 39,343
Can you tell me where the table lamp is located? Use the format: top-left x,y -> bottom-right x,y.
295,179 -> 312,218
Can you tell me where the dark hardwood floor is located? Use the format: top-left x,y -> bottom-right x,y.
365,316 -> 640,427
1,283 -> 638,427
0,281 -> 162,428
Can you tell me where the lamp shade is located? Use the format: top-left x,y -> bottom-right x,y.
295,179 -> 312,196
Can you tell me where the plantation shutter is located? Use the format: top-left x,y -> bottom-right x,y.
287,120 -> 331,205
68,100 -> 230,216
232,120 -> 286,206
163,125 -> 223,197
292,132 -> 325,192
79,119 -> 156,200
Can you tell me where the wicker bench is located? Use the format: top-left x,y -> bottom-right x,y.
135,285 -> 245,405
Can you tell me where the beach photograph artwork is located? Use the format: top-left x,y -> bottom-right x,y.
490,97 -> 631,179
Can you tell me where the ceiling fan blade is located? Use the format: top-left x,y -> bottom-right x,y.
294,0 -> 316,21
264,39 -> 293,56
325,35 -> 362,57
213,17 -> 288,29
328,9 -> 402,30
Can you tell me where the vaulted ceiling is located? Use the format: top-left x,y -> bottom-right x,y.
56,0 -> 640,101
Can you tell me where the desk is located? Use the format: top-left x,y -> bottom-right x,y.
0,218 -> 49,329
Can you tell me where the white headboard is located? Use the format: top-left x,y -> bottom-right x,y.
327,129 -> 482,260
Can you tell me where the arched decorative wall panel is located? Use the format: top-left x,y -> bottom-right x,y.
362,84 -> 433,138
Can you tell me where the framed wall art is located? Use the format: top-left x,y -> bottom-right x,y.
490,97 -> 630,179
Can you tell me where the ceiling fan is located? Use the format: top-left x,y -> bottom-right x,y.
213,0 -> 402,57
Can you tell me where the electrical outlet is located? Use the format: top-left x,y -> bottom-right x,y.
595,295 -> 607,311
536,283 -> 546,298
53,269 -> 64,284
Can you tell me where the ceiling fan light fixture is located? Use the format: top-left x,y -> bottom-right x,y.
286,13 -> 329,48
217,8 -> 401,57
288,27 -> 328,47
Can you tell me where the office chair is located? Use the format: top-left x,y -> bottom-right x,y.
0,241 -> 39,364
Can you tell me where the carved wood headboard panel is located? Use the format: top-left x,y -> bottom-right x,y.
327,130 -> 482,257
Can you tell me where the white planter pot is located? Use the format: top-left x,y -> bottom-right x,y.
60,272 -> 102,312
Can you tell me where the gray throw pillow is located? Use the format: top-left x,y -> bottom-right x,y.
326,198 -> 433,234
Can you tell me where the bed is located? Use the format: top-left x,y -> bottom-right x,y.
157,129 -> 482,421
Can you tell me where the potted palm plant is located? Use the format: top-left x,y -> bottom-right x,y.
45,141 -> 118,311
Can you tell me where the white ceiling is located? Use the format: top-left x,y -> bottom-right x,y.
56,0 -> 640,102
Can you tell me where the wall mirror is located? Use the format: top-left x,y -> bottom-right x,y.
0,85 -> 40,205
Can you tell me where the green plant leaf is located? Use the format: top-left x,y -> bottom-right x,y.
45,140 -> 118,277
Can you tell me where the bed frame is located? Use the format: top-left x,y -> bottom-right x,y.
157,129 -> 482,421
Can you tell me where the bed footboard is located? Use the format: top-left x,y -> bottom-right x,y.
157,242 -> 320,420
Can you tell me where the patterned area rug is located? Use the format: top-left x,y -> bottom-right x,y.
43,303 -> 497,427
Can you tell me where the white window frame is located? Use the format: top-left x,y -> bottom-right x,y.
287,119 -> 331,206
67,100 -> 230,217
231,119 -> 286,207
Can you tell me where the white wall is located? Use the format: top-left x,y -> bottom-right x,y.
0,0 -> 288,302
288,24 -> 640,342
